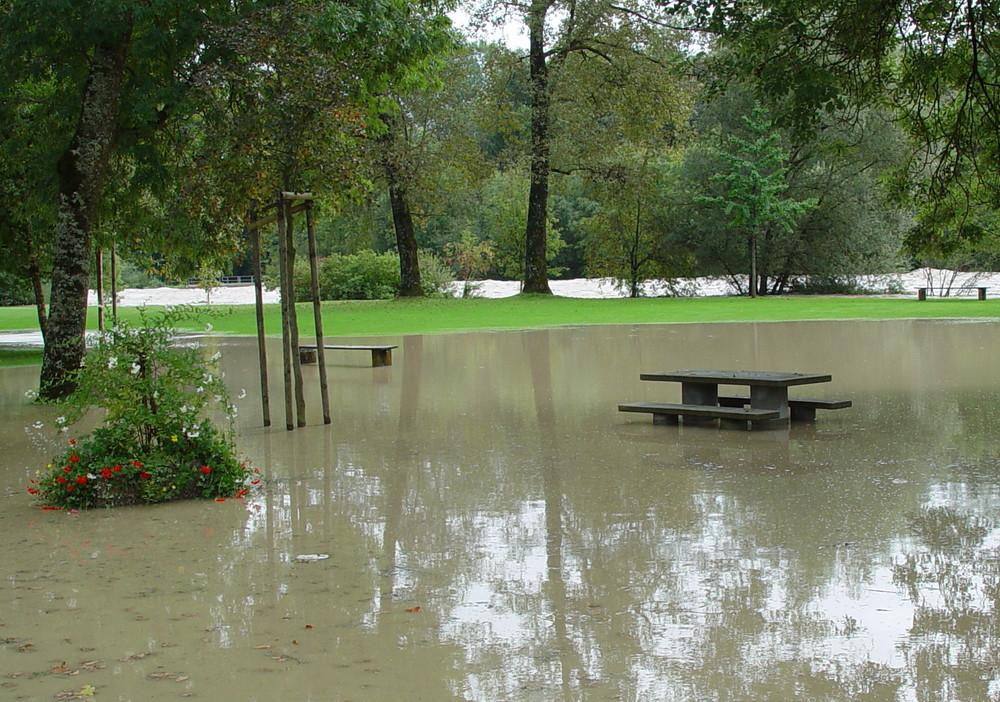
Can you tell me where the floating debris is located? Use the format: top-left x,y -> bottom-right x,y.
293,554 -> 329,563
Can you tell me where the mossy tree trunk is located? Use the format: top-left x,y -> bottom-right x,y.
39,29 -> 132,400
523,0 -> 554,295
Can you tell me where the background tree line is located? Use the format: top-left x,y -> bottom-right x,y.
2,0 -> 1000,395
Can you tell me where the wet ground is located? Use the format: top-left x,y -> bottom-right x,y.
2,319 -> 1000,701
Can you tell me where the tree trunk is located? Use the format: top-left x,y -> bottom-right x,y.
39,30 -> 131,400
379,113 -> 422,297
523,0 -> 553,294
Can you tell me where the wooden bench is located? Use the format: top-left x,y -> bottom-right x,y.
917,286 -> 987,301
716,394 -> 852,422
618,402 -> 780,428
299,344 -> 397,367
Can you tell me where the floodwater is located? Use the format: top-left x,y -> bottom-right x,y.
2,319 -> 1000,702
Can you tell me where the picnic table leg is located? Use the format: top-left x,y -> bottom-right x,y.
371,348 -> 393,367
681,381 -> 718,426
749,385 -> 789,428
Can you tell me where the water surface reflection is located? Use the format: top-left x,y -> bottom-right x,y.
2,320 -> 1000,701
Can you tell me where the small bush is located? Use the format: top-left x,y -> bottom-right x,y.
788,275 -> 904,295
29,308 -> 259,509
292,250 -> 452,301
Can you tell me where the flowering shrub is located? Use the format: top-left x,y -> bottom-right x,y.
31,308 -> 259,509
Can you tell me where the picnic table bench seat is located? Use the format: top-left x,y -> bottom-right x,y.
716,394 -> 852,421
299,344 -> 397,367
618,401 -> 780,427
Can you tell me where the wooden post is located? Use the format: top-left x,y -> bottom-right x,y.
283,195 -> 307,428
95,248 -> 104,331
109,243 -> 118,325
306,202 -> 331,424
276,196 -> 295,430
250,205 -> 271,427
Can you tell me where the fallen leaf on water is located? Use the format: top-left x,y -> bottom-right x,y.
404,606 -> 421,613
16,643 -> 34,653
50,662 -> 70,673
253,645 -> 271,650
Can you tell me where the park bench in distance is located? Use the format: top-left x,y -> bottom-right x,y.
299,344 -> 397,367
916,286 -> 987,301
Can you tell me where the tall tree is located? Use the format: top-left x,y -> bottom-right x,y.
695,104 -> 817,297
0,0 -> 277,399
471,0 -> 690,293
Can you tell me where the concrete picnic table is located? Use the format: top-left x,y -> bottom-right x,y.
620,370 -> 850,429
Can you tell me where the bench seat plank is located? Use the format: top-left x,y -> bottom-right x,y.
300,344 -> 397,351
716,394 -> 852,410
618,402 -> 780,420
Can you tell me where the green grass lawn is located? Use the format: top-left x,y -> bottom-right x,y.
2,294 -> 999,366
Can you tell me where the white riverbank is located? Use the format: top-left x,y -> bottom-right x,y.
86,267 -> 1000,307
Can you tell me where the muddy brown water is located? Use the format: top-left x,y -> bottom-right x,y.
2,320 -> 1000,701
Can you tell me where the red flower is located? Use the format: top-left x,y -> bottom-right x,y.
215,497 -> 226,502
112,465 -> 122,473
63,466 -> 72,474
100,468 -> 113,479
56,477 -> 67,484
69,439 -> 77,445
131,460 -> 143,468
67,485 -> 76,491
68,455 -> 79,463
26,488 -> 39,495
140,471 -> 151,480
200,466 -> 212,474
75,475 -> 87,485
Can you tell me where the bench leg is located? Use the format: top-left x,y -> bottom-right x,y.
790,405 -> 817,422
681,382 -> 718,426
371,348 -> 392,367
750,386 -> 789,429
299,348 -> 318,364
653,413 -> 679,425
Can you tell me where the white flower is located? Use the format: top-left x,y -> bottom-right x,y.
210,351 -> 222,362
196,386 -> 204,393
186,428 -> 200,439
23,389 -> 37,399
32,421 -> 44,429
205,323 -> 213,332
237,389 -> 247,399
55,416 -> 66,426
131,362 -> 141,374
107,357 -> 118,369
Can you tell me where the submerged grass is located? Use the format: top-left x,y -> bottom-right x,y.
1,294 -> 999,367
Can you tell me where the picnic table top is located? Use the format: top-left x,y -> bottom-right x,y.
639,370 -> 832,387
